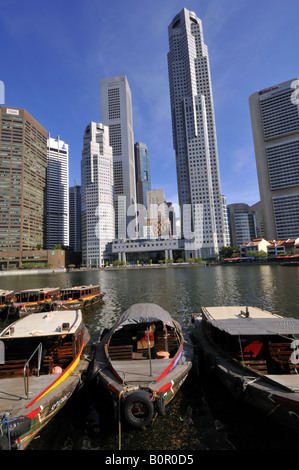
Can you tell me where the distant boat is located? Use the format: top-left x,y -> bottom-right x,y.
0,290 -> 15,315
13,288 -> 60,316
56,285 -> 105,310
93,303 -> 193,429
193,305 -> 299,431
0,309 -> 92,450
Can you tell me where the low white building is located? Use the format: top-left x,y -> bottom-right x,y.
46,135 -> 69,248
240,238 -> 270,256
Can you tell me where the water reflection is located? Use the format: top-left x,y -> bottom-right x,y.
1,265 -> 299,337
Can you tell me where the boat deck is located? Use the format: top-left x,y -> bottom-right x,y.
0,374 -> 57,414
265,374 -> 299,392
111,358 -> 176,383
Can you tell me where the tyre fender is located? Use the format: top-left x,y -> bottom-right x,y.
42,302 -> 51,312
8,304 -> 17,315
123,390 -> 154,428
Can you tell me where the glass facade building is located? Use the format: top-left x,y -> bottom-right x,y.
134,142 -> 151,208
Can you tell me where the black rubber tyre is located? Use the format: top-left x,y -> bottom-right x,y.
123,391 -> 154,428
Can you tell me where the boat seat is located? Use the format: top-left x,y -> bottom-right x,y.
0,359 -> 28,377
268,341 -> 299,374
42,342 -> 74,371
241,359 -> 268,374
154,330 -> 178,357
108,344 -> 133,360
268,342 -> 293,364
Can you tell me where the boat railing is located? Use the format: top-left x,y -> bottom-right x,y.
24,342 -> 43,399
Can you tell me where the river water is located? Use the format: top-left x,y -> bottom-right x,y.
1,264 -> 299,451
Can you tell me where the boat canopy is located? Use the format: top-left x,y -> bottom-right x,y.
206,317 -> 299,336
0,310 -> 82,338
202,306 -> 299,336
108,303 -> 176,336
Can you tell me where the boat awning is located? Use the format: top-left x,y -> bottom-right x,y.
207,317 -> 299,336
201,306 -> 299,336
109,303 -> 176,335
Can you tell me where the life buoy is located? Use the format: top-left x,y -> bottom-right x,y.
155,392 -> 166,416
123,390 -> 154,428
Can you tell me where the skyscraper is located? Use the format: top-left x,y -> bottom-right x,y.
167,8 -> 228,258
249,79 -> 299,240
100,75 -> 137,238
69,183 -> 81,252
46,135 -> 69,248
81,122 -> 114,268
0,106 -> 47,258
134,142 -> 151,208
228,203 -> 258,247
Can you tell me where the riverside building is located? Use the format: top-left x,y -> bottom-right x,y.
249,79 -> 299,240
81,122 -> 114,268
100,75 -> 137,238
46,135 -> 69,248
0,106 -> 47,266
167,8 -> 229,259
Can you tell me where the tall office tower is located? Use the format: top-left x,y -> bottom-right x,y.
100,75 -> 137,238
249,79 -> 299,240
134,142 -> 151,208
69,183 -> 81,252
146,188 -> 171,238
46,135 -> 69,248
81,122 -> 114,268
167,8 -> 228,258
228,203 -> 258,247
0,106 -> 47,255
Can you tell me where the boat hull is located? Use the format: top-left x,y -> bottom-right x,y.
193,315 -> 299,432
0,323 -> 92,450
94,306 -> 194,429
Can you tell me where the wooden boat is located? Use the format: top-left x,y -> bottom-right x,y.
0,290 -> 15,315
192,305 -> 299,431
93,303 -> 193,428
0,309 -> 92,450
13,288 -> 60,316
56,285 -> 105,310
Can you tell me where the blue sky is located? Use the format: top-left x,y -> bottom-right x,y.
1,0 -> 299,208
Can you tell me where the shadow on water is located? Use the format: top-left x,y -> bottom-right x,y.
1,264 -> 299,450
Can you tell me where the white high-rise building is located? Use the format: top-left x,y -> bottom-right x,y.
81,122 -> 115,268
100,75 -> 137,239
46,135 -> 69,248
249,78 -> 299,240
167,8 -> 228,258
